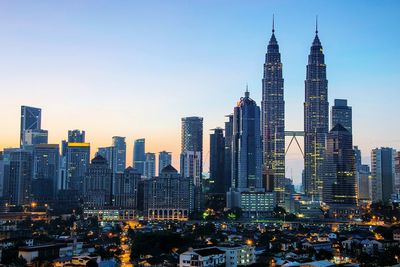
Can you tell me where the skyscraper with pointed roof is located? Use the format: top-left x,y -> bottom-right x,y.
304,20 -> 329,201
262,16 -> 285,205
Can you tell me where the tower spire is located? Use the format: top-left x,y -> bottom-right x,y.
245,83 -> 249,97
272,14 -> 275,33
315,15 -> 318,34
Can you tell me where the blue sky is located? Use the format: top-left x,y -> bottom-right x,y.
0,1 -> 399,184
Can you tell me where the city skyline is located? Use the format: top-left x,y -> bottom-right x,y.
1,1 -> 400,184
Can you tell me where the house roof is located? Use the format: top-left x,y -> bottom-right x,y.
194,247 -> 225,257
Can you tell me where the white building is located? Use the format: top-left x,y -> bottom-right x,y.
179,247 -> 225,267
218,245 -> 255,267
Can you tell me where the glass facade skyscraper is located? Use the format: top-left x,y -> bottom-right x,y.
304,27 -> 329,201
331,99 -> 352,133
323,124 -> 357,206
144,152 -> 156,178
68,130 -> 86,142
261,21 -> 285,205
231,90 -> 263,190
133,138 -> 145,175
112,136 -> 126,174
209,128 -> 225,194
158,151 -> 172,175
371,147 -> 396,203
20,106 -> 42,147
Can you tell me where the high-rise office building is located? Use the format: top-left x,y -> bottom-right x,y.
231,90 -> 263,191
180,116 -> 203,212
227,90 -> 274,216
180,117 -> 203,176
224,115 -> 234,194
113,167 -> 141,209
358,164 -> 372,201
83,155 -> 112,208
0,152 -> 4,198
3,148 -> 32,206
323,124 -> 357,206
20,106 -> 42,147
23,129 -> 48,146
133,138 -> 145,175
209,128 -> 225,194
97,146 -> 113,170
261,21 -> 285,205
331,99 -> 352,133
371,147 -> 396,203
68,130 -> 86,143
31,144 -> 59,204
64,142 -> 90,195
112,136 -> 126,173
144,152 -> 156,178
396,152 -> 400,193
354,146 -> 362,170
304,25 -> 329,201
158,151 -> 172,176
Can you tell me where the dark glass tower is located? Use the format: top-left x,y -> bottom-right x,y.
261,19 -> 285,205
304,24 -> 329,200
323,124 -> 357,206
20,106 -> 42,147
209,128 -> 225,194
331,99 -> 352,133
231,90 -> 263,190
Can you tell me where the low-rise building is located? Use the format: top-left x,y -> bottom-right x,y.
218,245 -> 255,266
180,247 -> 226,267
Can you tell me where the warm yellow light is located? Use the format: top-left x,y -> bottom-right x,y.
67,142 -> 90,147
31,202 -> 37,208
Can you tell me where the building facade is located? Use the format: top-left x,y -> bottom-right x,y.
20,106 -> 41,147
3,148 -> 32,206
331,99 -> 352,133
112,136 -> 126,174
113,167 -> 141,209
158,151 -> 172,176
31,144 -> 59,204
83,155 -> 112,208
227,90 -> 274,216
209,128 -> 225,194
323,124 -> 357,206
304,27 -> 329,201
143,165 -> 193,220
371,147 -> 396,203
261,23 -> 285,205
144,152 -> 156,178
133,138 -> 145,176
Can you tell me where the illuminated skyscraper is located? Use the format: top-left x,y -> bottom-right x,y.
304,23 -> 329,201
261,18 -> 285,205
323,124 -> 357,206
20,106 -> 41,147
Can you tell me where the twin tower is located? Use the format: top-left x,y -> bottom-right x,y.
262,19 -> 328,204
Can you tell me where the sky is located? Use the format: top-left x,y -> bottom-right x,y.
0,1 -> 399,185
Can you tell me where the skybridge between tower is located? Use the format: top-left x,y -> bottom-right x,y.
285,131 -> 304,157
